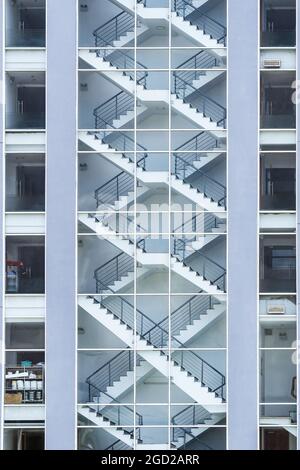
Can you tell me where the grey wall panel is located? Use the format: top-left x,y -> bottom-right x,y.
46,0 -> 77,450
227,0 -> 259,450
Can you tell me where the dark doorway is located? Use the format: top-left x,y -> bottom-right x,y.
16,165 -> 45,211
17,86 -> 45,128
18,245 -> 45,294
263,428 -> 289,450
19,7 -> 46,31
21,430 -> 44,450
266,8 -> 296,33
264,168 -> 295,210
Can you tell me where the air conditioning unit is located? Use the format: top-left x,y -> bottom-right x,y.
267,305 -> 285,315
263,59 -> 281,69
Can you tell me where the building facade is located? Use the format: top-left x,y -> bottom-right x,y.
0,0 -> 299,451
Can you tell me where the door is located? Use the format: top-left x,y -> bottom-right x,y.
265,168 -> 295,210
21,430 -> 44,450
263,429 -> 289,450
16,165 -> 45,210
17,86 -> 45,128
18,246 -> 45,293
19,7 -> 46,31
18,7 -> 45,46
266,8 -> 296,33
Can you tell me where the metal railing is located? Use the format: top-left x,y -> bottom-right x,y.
86,295 -> 226,400
94,90 -> 133,129
176,50 -> 222,86
86,350 -> 140,399
95,171 -> 134,208
173,74 -> 226,128
172,153 -> 226,208
94,48 -> 148,87
176,130 -> 220,152
105,440 -> 131,451
172,404 -> 212,426
172,237 -> 226,292
93,0 -> 146,47
93,11 -> 134,48
94,252 -> 134,293
173,212 -> 224,234
172,427 -> 214,450
172,0 -> 227,45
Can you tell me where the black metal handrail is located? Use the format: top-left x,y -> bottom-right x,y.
173,74 -> 226,128
176,130 -> 220,152
176,50 -> 222,87
94,90 -> 134,130
93,0 -> 146,47
93,129 -> 148,159
173,0 -> 227,45
172,404 -> 211,426
86,294 -> 226,400
94,48 -> 148,87
172,237 -> 226,292
94,252 -> 134,293
174,131 -> 222,171
173,212 -> 224,234
93,11 -> 134,48
172,426 -> 214,450
172,153 -> 226,208
95,171 -> 133,208
105,439 -> 131,451
86,385 -> 143,427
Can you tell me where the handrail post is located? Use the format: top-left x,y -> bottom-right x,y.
118,407 -> 120,425
193,405 -> 195,425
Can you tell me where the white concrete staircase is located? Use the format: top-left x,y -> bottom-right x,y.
78,406 -> 136,447
80,49 -> 225,137
172,301 -> 225,345
171,413 -> 225,449
192,70 -> 225,90
170,174 -> 226,217
191,224 -> 226,250
108,0 -> 226,56
78,133 -> 226,215
79,212 -> 225,296
78,296 -> 225,414
113,23 -> 149,48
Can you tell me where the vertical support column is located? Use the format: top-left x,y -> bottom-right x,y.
297,1 -> 300,450
0,0 -> 4,450
227,0 -> 259,450
46,0 -> 77,450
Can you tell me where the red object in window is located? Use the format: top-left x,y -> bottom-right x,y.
6,260 -> 24,268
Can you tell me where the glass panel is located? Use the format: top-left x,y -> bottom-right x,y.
5,323 -> 45,350
6,236 -> 45,294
